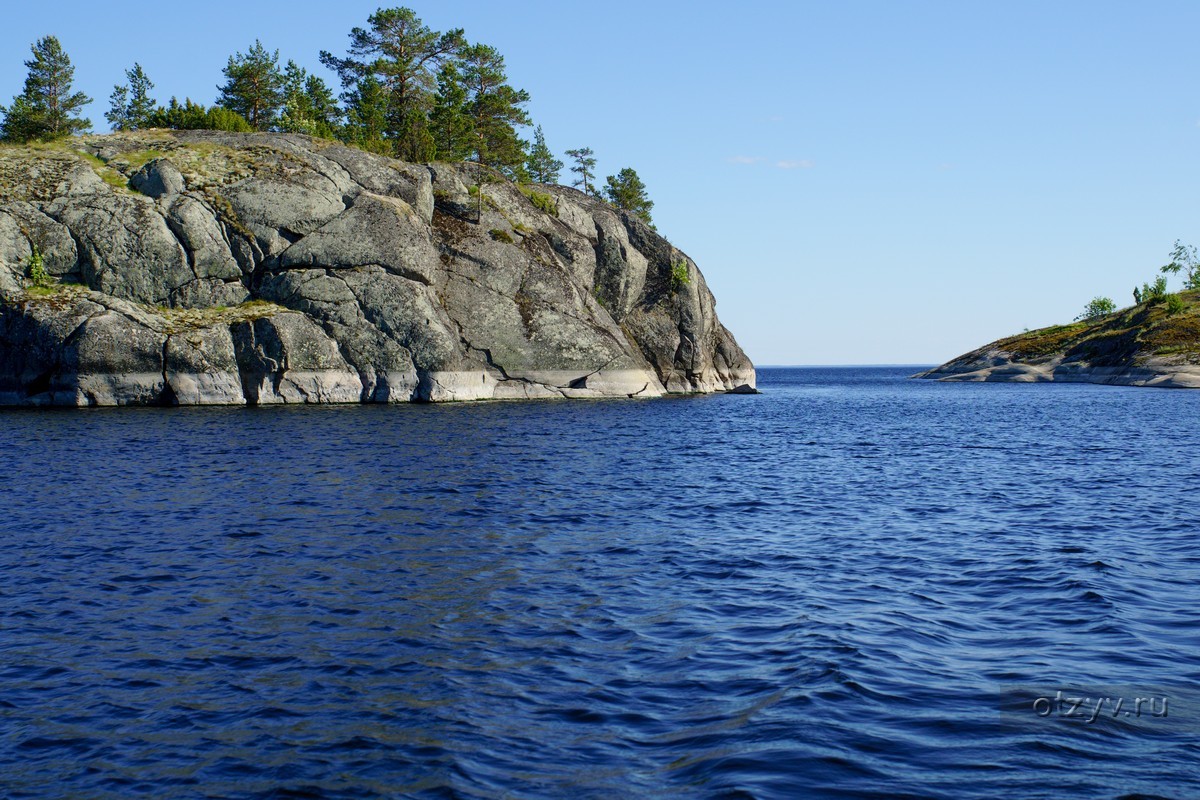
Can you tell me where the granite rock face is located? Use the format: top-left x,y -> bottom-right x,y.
0,131 -> 755,406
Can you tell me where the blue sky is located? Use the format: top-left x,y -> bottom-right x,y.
2,1 -> 1198,365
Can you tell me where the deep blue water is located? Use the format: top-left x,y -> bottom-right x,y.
2,366 -> 1200,799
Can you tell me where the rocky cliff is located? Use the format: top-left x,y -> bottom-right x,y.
0,131 -> 754,406
916,291 -> 1200,388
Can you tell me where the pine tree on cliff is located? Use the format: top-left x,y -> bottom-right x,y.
0,36 -> 92,143
106,63 -> 157,131
458,43 -> 530,178
321,7 -> 464,161
343,75 -> 391,155
216,40 -> 285,131
526,126 -> 563,184
428,63 -> 474,162
279,61 -> 342,139
566,147 -> 597,196
604,167 -> 654,225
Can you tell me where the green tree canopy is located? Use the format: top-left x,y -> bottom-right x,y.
604,167 -> 654,224
1075,296 -> 1115,321
148,98 -> 252,132
279,61 -> 341,138
320,6 -> 464,160
216,40 -> 284,131
458,43 -> 530,177
565,147 -> 597,196
428,63 -> 474,162
1,36 -> 92,142
526,126 -> 563,184
106,63 -> 157,131
343,74 -> 391,154
1161,240 -> 1200,290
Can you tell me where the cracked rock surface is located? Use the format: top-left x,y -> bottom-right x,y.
0,131 -> 755,406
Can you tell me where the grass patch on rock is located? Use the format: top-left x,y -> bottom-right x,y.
520,186 -> 558,216
991,289 -> 1200,363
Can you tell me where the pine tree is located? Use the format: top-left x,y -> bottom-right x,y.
343,75 -> 391,155
0,36 -> 92,142
604,167 -> 654,224
565,147 -> 597,196
320,7 -> 464,159
458,43 -> 530,178
429,63 -> 474,162
106,63 -> 156,131
107,86 -> 128,131
279,61 -> 341,138
216,40 -> 284,131
526,126 -> 563,184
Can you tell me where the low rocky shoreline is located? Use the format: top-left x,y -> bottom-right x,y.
916,293 -> 1200,389
914,354 -> 1200,388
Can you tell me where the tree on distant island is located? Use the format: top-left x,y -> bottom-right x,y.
526,126 -> 563,183
0,36 -> 91,143
321,7 -> 465,161
566,147 -> 597,196
217,40 -> 285,131
1161,240 -> 1200,290
1075,297 -> 1115,321
106,63 -> 157,131
604,167 -> 654,225
1133,275 -> 1168,306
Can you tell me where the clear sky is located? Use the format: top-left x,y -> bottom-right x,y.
2,1 -> 1198,365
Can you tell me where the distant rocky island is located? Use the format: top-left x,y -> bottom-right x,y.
917,291 -> 1200,388
0,131 -> 755,406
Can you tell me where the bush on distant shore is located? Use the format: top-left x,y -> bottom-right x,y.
1075,296 -> 1115,321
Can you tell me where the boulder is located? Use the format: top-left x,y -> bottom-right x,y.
131,158 -> 186,199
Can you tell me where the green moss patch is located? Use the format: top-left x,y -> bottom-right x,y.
520,186 -> 558,216
156,299 -> 286,331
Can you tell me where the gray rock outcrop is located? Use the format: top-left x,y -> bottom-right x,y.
916,297 -> 1200,388
0,130 -> 755,406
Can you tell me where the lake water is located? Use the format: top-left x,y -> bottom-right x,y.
2,367 -> 1199,799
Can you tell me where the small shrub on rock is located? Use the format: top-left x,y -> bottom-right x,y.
1075,296 -> 1115,321
670,258 -> 690,292
25,244 -> 51,288
520,186 -> 558,217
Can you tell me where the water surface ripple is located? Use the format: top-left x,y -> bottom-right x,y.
2,367 -> 1199,798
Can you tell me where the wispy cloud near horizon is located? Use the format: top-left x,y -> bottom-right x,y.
775,160 -> 814,170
